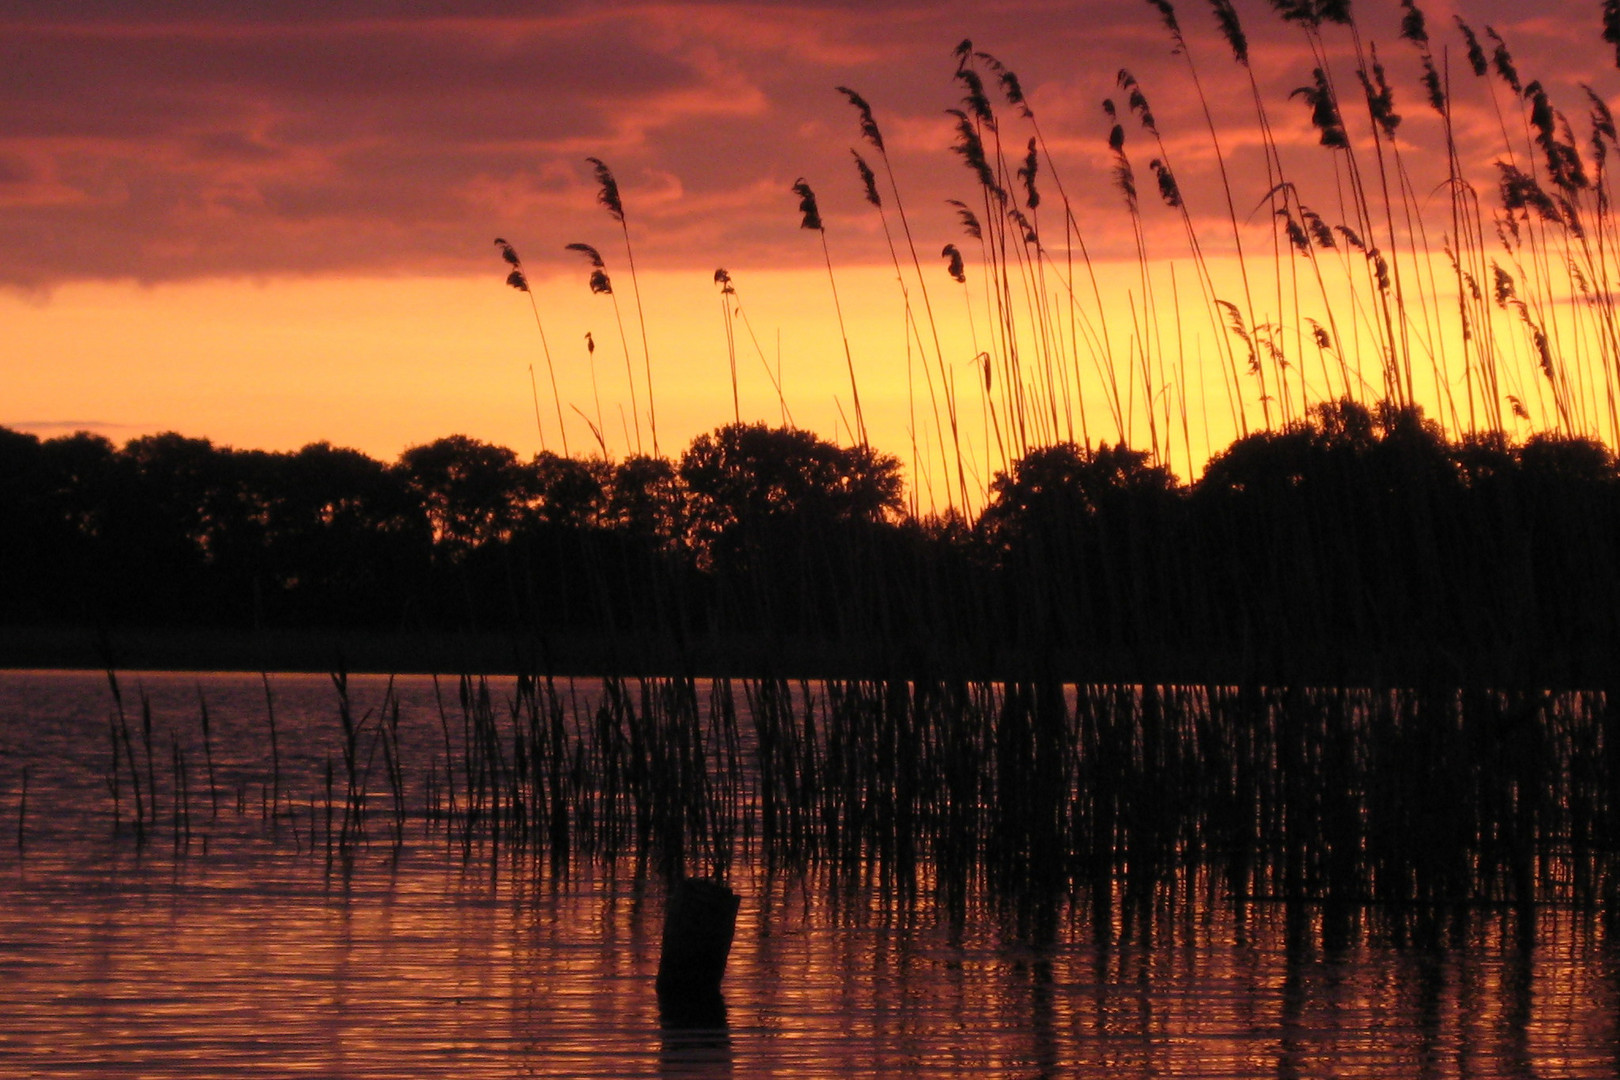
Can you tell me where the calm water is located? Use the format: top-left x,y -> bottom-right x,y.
1,670 -> 1616,1078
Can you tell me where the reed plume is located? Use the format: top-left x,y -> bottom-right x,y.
793,177 -> 867,445
494,238 -> 568,457
568,240 -> 642,455
586,157 -> 659,455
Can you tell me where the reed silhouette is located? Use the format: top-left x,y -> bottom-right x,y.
10,0 -> 1620,945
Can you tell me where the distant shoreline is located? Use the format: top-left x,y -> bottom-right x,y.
4,624 -> 1614,690
0,625 -> 656,678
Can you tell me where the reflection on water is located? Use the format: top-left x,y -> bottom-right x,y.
0,671 -> 1616,1078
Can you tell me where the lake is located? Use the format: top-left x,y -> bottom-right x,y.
1,670 -> 1616,1077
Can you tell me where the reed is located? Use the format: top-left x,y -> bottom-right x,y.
170,733 -> 191,851
15,765 -> 25,853
23,0 -> 1620,950
711,269 -> 793,426
104,711 -> 120,833
495,238 -> 569,457
839,85 -> 969,511
567,242 -> 642,456
41,657 -> 1614,950
793,177 -> 868,445
139,690 -> 157,833
449,2 -> 1620,511
588,158 -> 660,457
261,673 -> 281,824
195,682 -> 218,820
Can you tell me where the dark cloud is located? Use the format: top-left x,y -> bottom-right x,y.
0,0 -> 1608,287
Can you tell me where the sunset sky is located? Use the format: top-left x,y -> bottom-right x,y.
5,0 -> 1618,504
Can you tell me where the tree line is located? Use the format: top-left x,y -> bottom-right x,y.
3,402 -> 1618,686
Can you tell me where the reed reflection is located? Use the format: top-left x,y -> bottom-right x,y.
3,671 -> 1620,1078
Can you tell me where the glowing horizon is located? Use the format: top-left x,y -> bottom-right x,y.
6,0 -> 1620,508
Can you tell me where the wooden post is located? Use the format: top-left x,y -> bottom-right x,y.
656,876 -> 739,1022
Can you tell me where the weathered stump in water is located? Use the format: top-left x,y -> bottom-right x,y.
656,876 -> 740,1011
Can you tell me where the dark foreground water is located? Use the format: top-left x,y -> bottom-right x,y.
1,670 -> 1616,1078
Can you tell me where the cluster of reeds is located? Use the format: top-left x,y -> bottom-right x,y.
487,1 -> 1620,524
20,2 -> 1620,944
68,671 -> 1618,935
94,670 -> 313,857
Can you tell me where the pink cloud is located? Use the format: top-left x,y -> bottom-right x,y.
0,0 -> 1616,289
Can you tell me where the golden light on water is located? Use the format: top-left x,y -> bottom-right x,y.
6,841 -> 1617,1077
3,669 -> 1619,1076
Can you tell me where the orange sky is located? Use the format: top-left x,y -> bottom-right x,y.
5,0 -> 1619,505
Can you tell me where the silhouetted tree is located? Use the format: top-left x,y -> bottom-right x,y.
681,423 -> 901,547
259,442 -> 430,626
608,454 -> 684,543
979,441 -> 1182,662
399,436 -> 528,554
3,411 -> 1619,683
527,452 -> 610,529
679,423 -> 903,642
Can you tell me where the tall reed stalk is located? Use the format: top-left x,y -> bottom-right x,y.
587,158 -> 660,456
793,177 -> 868,445
495,238 -> 568,456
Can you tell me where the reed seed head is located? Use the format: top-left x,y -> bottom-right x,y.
1119,69 -> 1157,134
565,242 -> 607,269
1420,55 -> 1445,113
1210,0 -> 1249,67
1358,51 -> 1401,137
1369,249 -> 1391,292
946,199 -> 982,240
836,86 -> 885,152
585,157 -> 625,223
1113,157 -> 1138,213
1008,205 -> 1039,246
1605,0 -> 1620,68
1218,300 -> 1259,373
1493,263 -> 1515,306
1018,138 -> 1040,210
1398,0 -> 1428,48
1270,0 -> 1319,29
1144,0 -> 1181,40
851,150 -> 882,208
942,243 -> 966,283
1302,207 -> 1335,249
1151,159 -> 1181,208
792,178 -> 823,231
1585,85 -> 1616,143
1292,69 -> 1349,149
997,68 -> 1032,119
946,109 -> 997,193
956,66 -> 995,127
1278,208 -> 1310,253
1107,120 -> 1126,154
1318,0 -> 1352,24
1486,27 -> 1523,95
1455,17 -> 1489,77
